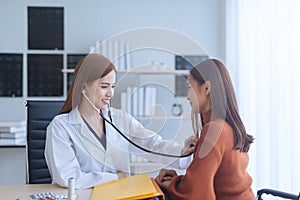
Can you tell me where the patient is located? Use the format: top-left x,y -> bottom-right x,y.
155,59 -> 256,200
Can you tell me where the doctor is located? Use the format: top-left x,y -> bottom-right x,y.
45,54 -> 196,189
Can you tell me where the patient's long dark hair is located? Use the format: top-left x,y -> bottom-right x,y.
190,59 -> 254,152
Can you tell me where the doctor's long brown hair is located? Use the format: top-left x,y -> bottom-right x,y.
60,54 -> 117,114
190,59 -> 254,152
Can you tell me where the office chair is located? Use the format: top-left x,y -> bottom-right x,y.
257,188 -> 300,200
26,100 -> 64,184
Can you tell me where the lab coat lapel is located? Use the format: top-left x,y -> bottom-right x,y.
69,108 -> 106,164
104,118 -> 130,173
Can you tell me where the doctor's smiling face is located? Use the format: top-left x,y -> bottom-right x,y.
84,70 -> 116,111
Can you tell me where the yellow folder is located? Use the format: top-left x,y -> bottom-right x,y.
91,173 -> 165,200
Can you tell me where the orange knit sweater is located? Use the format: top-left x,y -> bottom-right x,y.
167,111 -> 255,200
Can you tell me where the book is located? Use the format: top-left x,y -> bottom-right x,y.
0,120 -> 26,127
144,86 -> 157,116
125,43 -> 131,70
132,86 -> 138,116
0,126 -> 26,133
91,173 -> 165,200
0,131 -> 26,139
0,138 -> 26,146
126,87 -> 133,114
138,86 -> 144,116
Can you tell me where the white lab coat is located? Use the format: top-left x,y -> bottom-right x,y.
45,107 -> 190,189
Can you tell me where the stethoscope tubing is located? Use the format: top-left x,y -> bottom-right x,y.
82,91 -> 192,158
102,108 -> 192,158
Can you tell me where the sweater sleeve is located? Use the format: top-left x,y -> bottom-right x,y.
167,121 -> 226,200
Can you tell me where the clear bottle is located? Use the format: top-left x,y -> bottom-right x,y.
67,177 -> 78,200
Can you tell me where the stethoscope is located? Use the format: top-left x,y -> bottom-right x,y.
82,90 -> 192,158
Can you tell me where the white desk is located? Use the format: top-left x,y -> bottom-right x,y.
0,184 -> 92,200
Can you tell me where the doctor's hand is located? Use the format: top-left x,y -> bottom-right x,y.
116,171 -> 128,180
181,135 -> 198,156
155,169 -> 177,189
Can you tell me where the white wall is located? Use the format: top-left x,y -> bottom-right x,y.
0,0 -> 225,121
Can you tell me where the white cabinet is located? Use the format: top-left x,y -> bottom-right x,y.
0,145 -> 26,184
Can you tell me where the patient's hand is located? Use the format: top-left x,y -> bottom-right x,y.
155,169 -> 177,189
181,135 -> 198,156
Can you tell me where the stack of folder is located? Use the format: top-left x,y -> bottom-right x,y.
91,173 -> 165,200
0,120 -> 26,144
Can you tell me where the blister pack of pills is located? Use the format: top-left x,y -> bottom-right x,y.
30,192 -> 68,200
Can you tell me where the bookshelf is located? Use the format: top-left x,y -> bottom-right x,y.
61,68 -> 190,119
62,68 -> 189,75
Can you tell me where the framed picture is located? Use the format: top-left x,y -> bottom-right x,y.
27,54 -> 63,96
28,7 -> 64,50
0,53 -> 23,97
